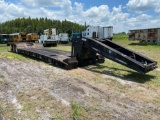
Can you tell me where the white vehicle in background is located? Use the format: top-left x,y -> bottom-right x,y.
59,33 -> 69,44
39,28 -> 58,46
82,26 -> 113,40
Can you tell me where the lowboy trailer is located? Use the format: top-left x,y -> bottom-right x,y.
9,25 -> 157,73
9,36 -> 157,73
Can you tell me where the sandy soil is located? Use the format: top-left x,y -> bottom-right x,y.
0,58 -> 160,120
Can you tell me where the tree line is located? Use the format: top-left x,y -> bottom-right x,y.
0,17 -> 87,37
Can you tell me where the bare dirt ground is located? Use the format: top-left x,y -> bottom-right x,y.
0,58 -> 160,120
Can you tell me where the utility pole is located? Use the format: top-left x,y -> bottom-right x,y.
84,21 -> 87,29
0,22 -> 1,34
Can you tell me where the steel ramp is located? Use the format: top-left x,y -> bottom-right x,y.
84,38 -> 157,73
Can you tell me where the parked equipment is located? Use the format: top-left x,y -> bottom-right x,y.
59,33 -> 69,44
39,28 -> 58,47
9,32 -> 27,42
82,26 -> 113,40
0,32 -> 39,45
26,33 -> 39,42
128,28 -> 160,45
0,34 -> 10,44
9,26 -> 157,73
9,32 -> 39,43
71,33 -> 82,42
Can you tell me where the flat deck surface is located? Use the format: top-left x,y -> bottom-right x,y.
18,48 -> 71,61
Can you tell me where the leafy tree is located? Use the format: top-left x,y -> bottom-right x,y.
0,17 -> 86,35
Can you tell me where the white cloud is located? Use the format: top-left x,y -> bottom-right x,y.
136,14 -> 151,21
75,5 -> 111,25
0,1 -> 28,22
112,5 -> 122,15
125,14 -> 153,31
1,0 -> 160,33
126,0 -> 160,16
155,7 -> 160,16
62,0 -> 72,16
69,4 -> 111,26
74,2 -> 83,14
111,6 -> 129,23
127,0 -> 156,11
20,0 -> 60,7
83,5 -> 109,18
39,7 -> 56,19
0,0 -> 8,14
21,0 -> 72,16
106,5 -> 130,33
6,3 -> 26,17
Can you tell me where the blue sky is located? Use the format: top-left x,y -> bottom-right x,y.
0,0 -> 160,33
71,0 -> 127,9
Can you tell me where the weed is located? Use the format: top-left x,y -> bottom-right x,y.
71,101 -> 85,120
0,107 -> 4,114
106,97 -> 111,102
54,112 -> 63,120
2,80 -> 8,84
18,92 -> 25,97
0,75 -> 5,78
94,78 -> 102,83
22,103 -> 30,111
0,77 -> 8,85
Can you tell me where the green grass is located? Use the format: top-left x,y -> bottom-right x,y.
71,101 -> 85,120
22,103 -> 30,111
0,44 -> 9,52
50,42 -> 72,52
54,112 -> 63,120
0,44 -> 30,60
113,33 -> 128,40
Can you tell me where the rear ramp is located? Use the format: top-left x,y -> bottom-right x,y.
72,38 -> 157,73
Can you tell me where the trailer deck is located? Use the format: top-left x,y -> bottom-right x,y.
9,42 -> 78,70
